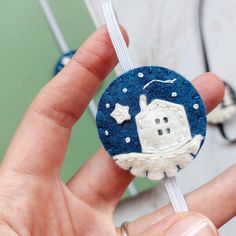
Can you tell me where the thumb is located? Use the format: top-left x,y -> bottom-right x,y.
138,213 -> 218,236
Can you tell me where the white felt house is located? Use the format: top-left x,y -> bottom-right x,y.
135,95 -> 192,153
115,95 -> 203,180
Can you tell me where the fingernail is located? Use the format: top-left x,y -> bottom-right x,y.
167,214 -> 218,236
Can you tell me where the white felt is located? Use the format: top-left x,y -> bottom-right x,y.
114,135 -> 203,180
110,103 -> 131,124
61,56 -> 71,66
207,106 -> 236,124
207,85 -> 236,124
143,78 -> 176,89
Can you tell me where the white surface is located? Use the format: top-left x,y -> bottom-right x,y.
85,0 -> 236,235
85,0 -> 204,77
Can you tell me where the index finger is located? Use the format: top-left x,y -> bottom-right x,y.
2,26 -> 128,176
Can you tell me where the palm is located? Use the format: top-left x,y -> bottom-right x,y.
0,171 -> 117,235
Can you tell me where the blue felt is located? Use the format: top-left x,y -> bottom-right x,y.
54,50 -> 76,75
96,66 -> 206,157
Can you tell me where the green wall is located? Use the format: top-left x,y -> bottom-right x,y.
0,0 -> 156,197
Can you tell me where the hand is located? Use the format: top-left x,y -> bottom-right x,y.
0,26 -> 229,236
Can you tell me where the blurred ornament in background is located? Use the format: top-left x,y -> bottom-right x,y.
54,50 -> 76,75
207,82 -> 236,125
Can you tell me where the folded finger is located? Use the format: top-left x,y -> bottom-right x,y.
127,164 -> 235,235
136,213 -> 218,236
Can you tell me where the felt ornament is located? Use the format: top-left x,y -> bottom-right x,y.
97,66 -> 206,180
54,50 -> 76,75
207,82 -> 236,124
97,1 -> 207,181
208,82 -> 236,143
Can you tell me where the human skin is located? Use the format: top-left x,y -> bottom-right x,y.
0,26 -> 228,235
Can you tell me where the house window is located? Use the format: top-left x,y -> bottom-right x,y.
158,129 -> 163,135
166,128 -> 171,134
156,117 -> 171,136
163,117 -> 168,123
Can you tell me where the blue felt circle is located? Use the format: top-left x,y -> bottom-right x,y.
54,50 -> 76,75
96,66 -> 206,158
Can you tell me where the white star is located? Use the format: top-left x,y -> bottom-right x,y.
110,103 -> 131,124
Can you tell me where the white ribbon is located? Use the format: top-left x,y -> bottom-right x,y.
103,1 -> 134,72
103,0 -> 188,212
